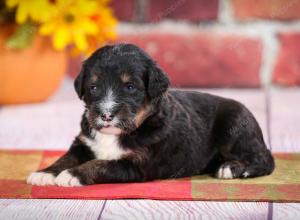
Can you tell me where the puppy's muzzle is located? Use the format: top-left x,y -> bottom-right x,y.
101,113 -> 114,122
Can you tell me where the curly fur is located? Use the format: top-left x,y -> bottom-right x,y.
27,44 -> 275,186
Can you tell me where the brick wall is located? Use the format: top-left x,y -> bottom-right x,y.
69,0 -> 300,87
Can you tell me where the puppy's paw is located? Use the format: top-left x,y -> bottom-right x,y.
216,161 -> 246,179
54,170 -> 82,187
242,171 -> 250,178
217,165 -> 234,179
27,172 -> 55,186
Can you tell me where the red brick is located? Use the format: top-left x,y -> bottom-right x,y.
118,33 -> 262,87
273,33 -> 300,86
148,0 -> 218,22
231,0 -> 300,20
111,0 -> 135,21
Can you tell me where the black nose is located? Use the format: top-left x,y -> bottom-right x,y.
101,113 -> 114,122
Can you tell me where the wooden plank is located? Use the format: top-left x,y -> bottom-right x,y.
0,199 -> 105,220
273,203 -> 300,220
0,86 -> 268,151
270,89 -> 300,220
0,79 -> 83,150
101,200 -> 268,220
270,88 -> 300,152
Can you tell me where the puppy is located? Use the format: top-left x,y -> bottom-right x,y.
27,44 -> 275,186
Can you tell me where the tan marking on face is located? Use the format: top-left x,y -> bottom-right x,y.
120,72 -> 131,83
134,103 -> 151,127
91,74 -> 98,82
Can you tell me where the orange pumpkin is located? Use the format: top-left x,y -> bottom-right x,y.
0,26 -> 67,104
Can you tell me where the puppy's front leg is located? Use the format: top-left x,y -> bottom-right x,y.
55,159 -> 144,186
27,138 -> 94,186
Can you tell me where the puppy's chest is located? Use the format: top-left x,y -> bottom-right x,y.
82,132 -> 131,160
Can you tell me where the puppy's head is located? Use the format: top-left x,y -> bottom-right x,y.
75,44 -> 170,135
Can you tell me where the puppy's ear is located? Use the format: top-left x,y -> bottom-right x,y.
74,66 -> 85,100
147,62 -> 170,99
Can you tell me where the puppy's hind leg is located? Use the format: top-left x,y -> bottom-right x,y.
212,101 -> 275,179
216,137 -> 275,179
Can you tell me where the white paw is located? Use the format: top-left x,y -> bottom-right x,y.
242,171 -> 250,178
54,170 -> 82,187
27,172 -> 55,186
217,165 -> 234,179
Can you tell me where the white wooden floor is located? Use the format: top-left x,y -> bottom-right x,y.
0,78 -> 299,220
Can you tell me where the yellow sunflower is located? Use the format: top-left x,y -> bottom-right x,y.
84,1 -> 118,54
39,0 -> 100,51
6,0 -> 54,23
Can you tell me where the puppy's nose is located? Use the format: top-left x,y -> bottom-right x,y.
101,113 -> 114,122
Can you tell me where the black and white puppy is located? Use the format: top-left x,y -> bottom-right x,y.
27,44 -> 275,187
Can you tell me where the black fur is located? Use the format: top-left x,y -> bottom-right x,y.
38,43 -> 275,185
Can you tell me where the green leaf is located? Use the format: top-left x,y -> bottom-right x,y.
5,21 -> 37,49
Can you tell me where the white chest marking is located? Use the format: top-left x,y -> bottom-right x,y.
80,131 -> 131,160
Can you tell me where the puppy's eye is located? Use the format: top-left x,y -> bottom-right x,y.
89,85 -> 98,93
124,83 -> 136,92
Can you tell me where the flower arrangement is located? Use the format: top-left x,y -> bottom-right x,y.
0,0 -> 118,55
